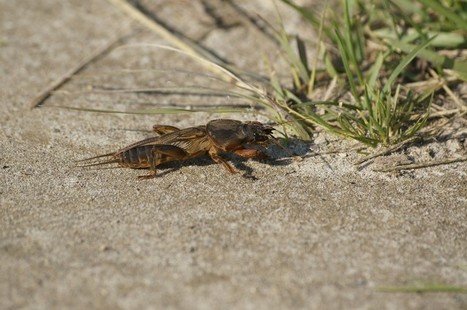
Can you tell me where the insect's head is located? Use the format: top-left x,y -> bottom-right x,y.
241,121 -> 275,144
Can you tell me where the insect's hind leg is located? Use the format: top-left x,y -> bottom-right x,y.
138,144 -> 188,179
137,156 -> 158,179
152,125 -> 180,135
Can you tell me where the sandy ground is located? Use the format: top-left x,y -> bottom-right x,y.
1,1 -> 466,309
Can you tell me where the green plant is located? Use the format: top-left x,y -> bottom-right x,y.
266,0 -> 466,146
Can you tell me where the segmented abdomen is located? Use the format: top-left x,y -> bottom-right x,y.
117,145 -> 157,168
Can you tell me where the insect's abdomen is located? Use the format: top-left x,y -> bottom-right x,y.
118,145 -> 156,168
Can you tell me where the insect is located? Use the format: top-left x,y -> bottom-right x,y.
78,119 -> 275,179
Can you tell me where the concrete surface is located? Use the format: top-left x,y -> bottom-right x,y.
1,1 -> 466,309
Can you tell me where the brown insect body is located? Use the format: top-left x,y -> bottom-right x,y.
80,119 -> 274,178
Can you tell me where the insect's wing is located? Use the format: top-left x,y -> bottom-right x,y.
116,126 -> 209,156
160,126 -> 211,155
114,136 -> 166,154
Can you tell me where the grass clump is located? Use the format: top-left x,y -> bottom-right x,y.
266,0 -> 465,146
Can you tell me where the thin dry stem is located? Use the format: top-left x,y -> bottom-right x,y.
107,0 -> 245,88
354,136 -> 420,166
429,69 -> 466,111
373,156 -> 467,172
29,32 -> 131,109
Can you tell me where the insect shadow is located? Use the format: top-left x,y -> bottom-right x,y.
101,139 -> 304,179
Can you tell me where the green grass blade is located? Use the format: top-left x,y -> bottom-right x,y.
367,52 -> 385,91
50,105 -> 263,115
388,39 -> 467,81
377,284 -> 467,293
417,0 -> 467,30
334,30 -> 360,103
383,36 -> 436,93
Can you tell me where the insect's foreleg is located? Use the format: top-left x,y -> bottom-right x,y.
208,148 -> 238,174
233,148 -> 268,160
